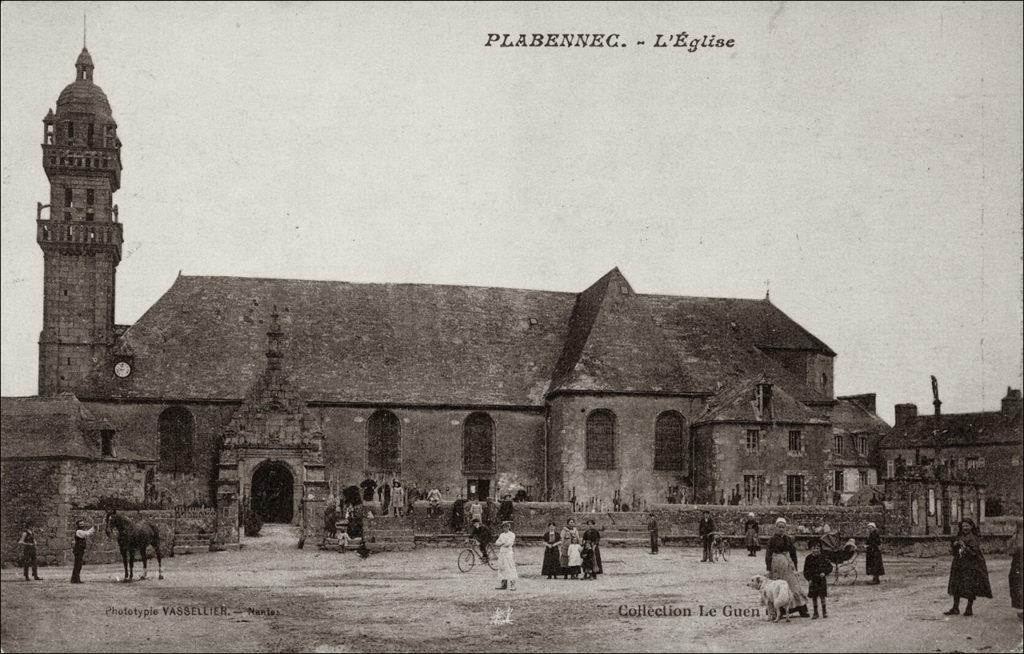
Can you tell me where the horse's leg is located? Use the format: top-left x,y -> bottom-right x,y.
121,547 -> 130,582
128,548 -> 135,581
139,545 -> 148,580
155,541 -> 164,580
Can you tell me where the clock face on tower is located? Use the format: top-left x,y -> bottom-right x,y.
113,361 -> 132,379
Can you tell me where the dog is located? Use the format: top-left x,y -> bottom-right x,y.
748,574 -> 794,622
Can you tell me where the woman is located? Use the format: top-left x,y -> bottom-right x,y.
560,518 -> 581,580
582,519 -> 603,577
866,522 -> 885,584
1010,523 -> 1022,619
495,521 -> 518,591
765,517 -> 809,618
541,522 -> 563,579
945,518 -> 992,616
744,513 -> 760,557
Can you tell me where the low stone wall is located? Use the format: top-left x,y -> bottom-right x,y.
371,501 -> 574,536
649,504 -> 890,538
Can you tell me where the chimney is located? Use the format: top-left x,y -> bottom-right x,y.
895,403 -> 918,427
1003,387 -> 1023,416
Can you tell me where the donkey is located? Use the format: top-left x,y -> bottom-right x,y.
104,509 -> 164,582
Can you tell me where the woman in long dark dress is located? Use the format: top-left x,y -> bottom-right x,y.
866,522 -> 885,584
765,517 -> 809,618
541,522 -> 563,579
744,513 -> 760,556
945,518 -> 992,616
582,519 -> 603,577
1010,524 -> 1022,618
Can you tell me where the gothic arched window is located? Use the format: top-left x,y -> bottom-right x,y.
586,409 -> 616,470
654,411 -> 686,471
158,406 -> 194,476
463,412 -> 495,474
367,410 -> 401,472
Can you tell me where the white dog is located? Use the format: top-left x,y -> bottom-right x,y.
748,574 -> 794,623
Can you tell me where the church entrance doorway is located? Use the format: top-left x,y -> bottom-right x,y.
251,461 -> 294,523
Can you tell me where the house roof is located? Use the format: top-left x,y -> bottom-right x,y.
78,270 -> 835,406
881,410 -> 1023,450
0,394 -> 152,462
693,376 -> 830,425
832,397 -> 890,435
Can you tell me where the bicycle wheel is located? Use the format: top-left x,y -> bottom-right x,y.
457,549 -> 475,573
483,547 -> 498,570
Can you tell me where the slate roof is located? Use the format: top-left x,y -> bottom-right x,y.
0,394 -> 152,461
693,376 -> 830,425
881,410 -> 1023,449
79,270 -> 835,407
832,397 -> 890,435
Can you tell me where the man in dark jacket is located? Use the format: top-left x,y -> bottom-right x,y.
470,518 -> 492,563
865,522 -> 885,584
71,520 -> 96,583
648,513 -> 659,554
699,511 -> 715,562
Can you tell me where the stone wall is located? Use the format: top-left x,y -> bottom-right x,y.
546,394 -> 703,507
64,459 -> 149,507
884,476 -> 986,535
692,421 -> 832,505
648,503 -> 889,537
1,460 -> 67,566
377,501 -> 574,535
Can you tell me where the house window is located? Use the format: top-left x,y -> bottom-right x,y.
586,409 -> 616,469
463,412 -> 495,474
834,470 -> 845,493
746,429 -> 760,451
367,410 -> 401,473
786,475 -> 804,503
886,459 -> 895,479
966,457 -> 981,470
101,431 -> 114,457
858,436 -> 868,457
654,411 -> 685,471
858,470 -> 869,488
788,430 -> 802,452
834,435 -> 843,455
743,474 -> 764,502
158,406 -> 194,476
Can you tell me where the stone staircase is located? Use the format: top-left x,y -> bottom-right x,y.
320,519 -> 415,552
171,532 -> 213,555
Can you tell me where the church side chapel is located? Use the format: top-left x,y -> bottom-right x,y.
2,47 -> 891,549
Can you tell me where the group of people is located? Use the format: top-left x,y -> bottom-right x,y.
540,519 -> 603,580
17,518 -> 97,583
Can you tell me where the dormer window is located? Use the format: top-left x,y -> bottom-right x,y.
101,431 -> 114,457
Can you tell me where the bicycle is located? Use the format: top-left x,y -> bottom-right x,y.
458,541 -> 498,573
711,532 -> 730,562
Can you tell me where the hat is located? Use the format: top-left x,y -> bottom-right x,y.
747,512 -> 755,518
867,522 -> 876,529
501,520 -> 512,528
775,517 -> 787,525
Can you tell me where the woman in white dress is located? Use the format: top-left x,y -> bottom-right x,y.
495,521 -> 518,591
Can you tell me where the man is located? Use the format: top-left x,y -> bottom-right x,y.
647,513 -> 659,554
470,518 -> 492,564
18,520 -> 40,581
71,519 -> 96,583
497,494 -> 514,523
866,521 -> 884,585
699,510 -> 715,563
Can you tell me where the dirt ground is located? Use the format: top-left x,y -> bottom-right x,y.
2,525 -> 1021,653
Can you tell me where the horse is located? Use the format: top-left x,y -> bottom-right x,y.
104,509 -> 164,582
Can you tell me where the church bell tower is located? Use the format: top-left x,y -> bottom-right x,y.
37,46 -> 123,395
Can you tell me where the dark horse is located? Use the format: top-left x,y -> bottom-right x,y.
104,510 -> 164,582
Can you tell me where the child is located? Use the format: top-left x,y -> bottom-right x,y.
581,541 -> 596,580
567,539 -> 583,580
803,538 -> 833,619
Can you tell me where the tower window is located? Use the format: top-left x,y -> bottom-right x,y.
87,124 -> 94,147
87,189 -> 95,206
585,409 -> 616,469
64,188 -> 72,207
66,122 -> 74,138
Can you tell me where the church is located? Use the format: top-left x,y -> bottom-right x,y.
4,47 -> 884,531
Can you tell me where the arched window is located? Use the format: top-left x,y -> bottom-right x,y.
654,411 -> 685,471
367,410 -> 401,472
463,412 -> 495,473
586,409 -> 616,469
158,406 -> 194,476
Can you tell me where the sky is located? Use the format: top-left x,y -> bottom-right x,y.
1,1 -> 1021,421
